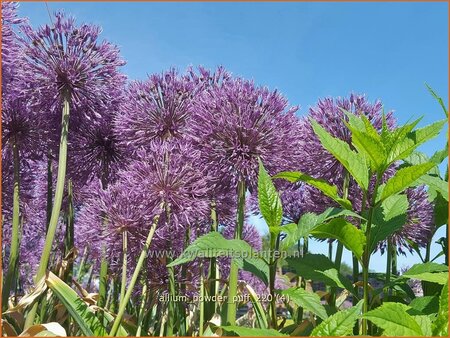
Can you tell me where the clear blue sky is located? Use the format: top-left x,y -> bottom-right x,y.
17,1 -> 448,272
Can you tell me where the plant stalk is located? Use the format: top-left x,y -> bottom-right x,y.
120,231 -> 128,305
109,206 -> 163,337
2,140 -> 21,311
24,94 -> 70,329
226,180 -> 246,325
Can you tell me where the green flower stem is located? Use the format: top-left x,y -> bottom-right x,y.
76,247 -> 88,281
352,255 -> 359,335
199,263 -> 205,336
226,180 -> 246,325
46,152 -> 53,231
166,259 -> 177,336
136,281 -> 148,337
24,95 -> 70,329
269,234 -> 280,329
361,174 -> 381,336
120,231 -> 128,305
206,200 -> 218,320
64,179 -> 74,282
2,140 -> 21,311
109,205 -> 163,337
385,239 -> 393,297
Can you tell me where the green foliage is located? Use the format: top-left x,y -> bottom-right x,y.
280,287 -> 328,320
168,232 -> 254,267
310,300 -> 363,336
310,120 -> 370,191
286,254 -> 355,294
220,326 -> 286,336
432,282 -> 449,336
364,302 -> 424,336
45,272 -> 107,336
311,218 -> 366,260
409,296 -> 439,315
258,159 -> 283,230
378,162 -> 436,202
401,262 -> 449,285
273,171 -> 352,209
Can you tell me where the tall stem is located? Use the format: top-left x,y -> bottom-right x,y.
361,174 -> 380,335
206,200 -> 218,320
64,179 -> 74,283
136,282 -> 148,337
46,152 -> 53,231
385,239 -> 393,298
109,206 -> 163,337
199,263 -> 205,336
226,180 -> 246,325
120,231 -> 128,305
2,140 -> 21,311
25,94 -> 70,329
269,234 -> 280,329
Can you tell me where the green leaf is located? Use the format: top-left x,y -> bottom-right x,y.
311,218 -> 366,259
258,159 -> 283,229
426,83 -> 448,117
244,283 -> 269,329
235,256 -> 269,286
286,254 -> 355,294
403,262 -> 448,275
280,287 -> 328,320
273,171 -> 352,209
417,174 -> 448,202
401,272 -> 448,285
363,302 -> 423,336
45,272 -> 106,336
409,296 -> 439,315
310,300 -> 363,336
434,193 -> 449,227
388,120 -> 446,164
385,118 -> 421,151
432,282 -> 448,336
403,151 -> 440,176
369,208 -> 406,253
346,119 -> 387,171
414,315 -> 433,336
168,232 -> 254,267
430,144 -> 448,165
382,194 -> 409,221
311,120 -> 370,191
221,326 -> 286,336
379,162 -> 436,202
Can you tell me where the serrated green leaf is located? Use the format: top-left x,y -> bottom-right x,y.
432,282 -> 448,336
235,256 -> 269,286
409,296 -> 439,315
168,232 -> 254,267
274,171 -> 352,209
311,120 -> 370,191
311,218 -> 366,259
434,193 -> 448,227
221,326 -> 287,336
388,120 -> 446,164
45,272 -> 106,336
403,151 -> 440,176
430,144 -> 448,165
311,300 -> 363,336
286,254 -> 355,294
426,83 -> 448,117
258,159 -> 283,229
382,194 -> 409,221
403,262 -> 448,275
417,174 -> 448,202
346,119 -> 387,171
369,208 -> 406,253
413,315 -> 433,336
402,272 -> 448,285
379,162 -> 436,202
281,287 -> 328,320
363,302 -> 423,336
385,118 -> 422,151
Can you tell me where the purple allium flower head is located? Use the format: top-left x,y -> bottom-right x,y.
378,186 -> 434,255
120,141 -> 210,230
115,69 -> 200,152
280,183 -> 325,224
297,94 -> 396,186
2,1 -> 26,85
69,109 -> 125,189
19,12 -> 126,112
191,77 -> 301,193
